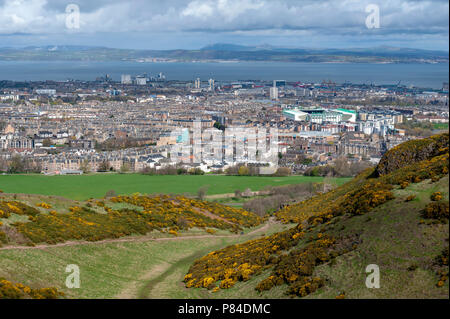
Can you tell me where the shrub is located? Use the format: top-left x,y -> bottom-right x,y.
238,166 -> 250,176
36,202 -> 52,209
0,278 -> 64,299
14,195 -> 263,245
431,192 -> 443,201
273,167 -> 291,177
422,201 -> 449,221
105,190 -> 117,198
0,201 -> 40,217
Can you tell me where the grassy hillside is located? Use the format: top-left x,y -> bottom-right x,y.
183,133 -> 449,299
0,191 -> 285,299
0,214 -> 292,299
0,134 -> 447,299
0,193 -> 266,247
0,174 -> 349,200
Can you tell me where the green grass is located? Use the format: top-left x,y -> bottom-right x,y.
0,221 -> 293,299
433,123 -> 449,131
0,176 -> 447,299
0,174 -> 350,200
305,176 -> 449,299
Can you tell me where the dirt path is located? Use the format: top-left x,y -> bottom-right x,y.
0,219 -> 273,251
137,248 -> 211,299
131,218 -> 275,299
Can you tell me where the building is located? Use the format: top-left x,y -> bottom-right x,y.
121,74 -> 132,84
273,80 -> 286,87
36,89 -> 56,96
297,108 -> 343,124
0,134 -> 34,150
308,111 -> 342,124
335,108 -> 357,122
208,79 -> 215,92
194,78 -> 201,89
270,87 -> 279,100
135,77 -> 147,85
282,108 -> 308,121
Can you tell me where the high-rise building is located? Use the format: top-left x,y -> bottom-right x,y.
208,79 -> 215,91
158,73 -> 166,81
121,74 -> 132,84
273,80 -> 286,87
194,78 -> 201,89
270,87 -> 278,100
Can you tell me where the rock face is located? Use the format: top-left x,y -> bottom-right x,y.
375,133 -> 449,177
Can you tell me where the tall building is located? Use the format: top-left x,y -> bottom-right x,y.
270,86 -> 278,100
194,78 -> 201,89
273,80 -> 286,87
158,73 -> 166,81
208,78 -> 215,91
121,74 -> 132,84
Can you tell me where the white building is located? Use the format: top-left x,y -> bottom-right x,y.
194,78 -> 201,89
121,74 -> 132,84
282,108 -> 308,121
208,79 -> 215,91
335,108 -> 357,122
270,87 -> 278,100
135,77 -> 147,85
36,89 -> 56,96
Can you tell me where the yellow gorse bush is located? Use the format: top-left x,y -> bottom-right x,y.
14,195 -> 263,244
0,278 -> 64,299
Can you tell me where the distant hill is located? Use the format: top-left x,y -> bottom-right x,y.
184,133 -> 449,298
0,44 -> 447,63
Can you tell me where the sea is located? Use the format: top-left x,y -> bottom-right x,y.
0,61 -> 448,89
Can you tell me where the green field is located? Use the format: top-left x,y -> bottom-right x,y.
433,123 -> 449,130
0,174 -> 350,200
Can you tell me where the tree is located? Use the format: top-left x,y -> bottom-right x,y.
333,157 -> 351,177
197,186 -> 209,200
42,139 -> 53,147
97,160 -> 110,172
274,167 -> 291,176
238,165 -> 250,176
8,155 -> 24,173
119,163 -> 130,174
79,160 -> 90,174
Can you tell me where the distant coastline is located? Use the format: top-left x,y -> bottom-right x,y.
0,60 -> 448,89
0,45 -> 448,64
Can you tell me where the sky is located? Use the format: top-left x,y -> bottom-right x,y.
0,0 -> 448,51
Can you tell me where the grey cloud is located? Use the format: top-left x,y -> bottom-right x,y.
0,0 -> 447,49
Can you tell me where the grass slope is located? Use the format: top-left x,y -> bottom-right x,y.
307,176 -> 449,299
173,176 -> 448,299
180,134 -> 449,299
0,222 -> 292,299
